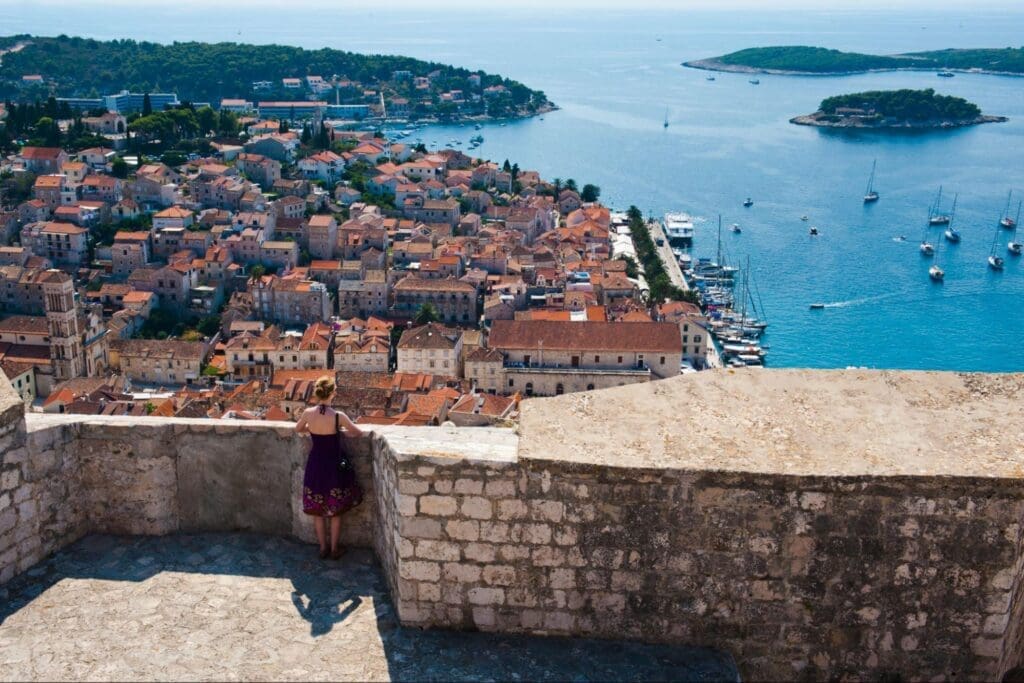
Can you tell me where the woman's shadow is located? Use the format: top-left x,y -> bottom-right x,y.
290,571 -> 363,637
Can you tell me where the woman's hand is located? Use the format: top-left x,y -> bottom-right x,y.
338,411 -> 364,438
295,409 -> 310,434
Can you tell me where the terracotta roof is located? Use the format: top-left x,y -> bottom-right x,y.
398,323 -> 461,350
489,320 -> 680,353
0,315 -> 49,335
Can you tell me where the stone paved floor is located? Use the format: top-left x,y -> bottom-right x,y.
0,533 -> 737,682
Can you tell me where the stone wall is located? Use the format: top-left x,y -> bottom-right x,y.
3,369 -> 1024,681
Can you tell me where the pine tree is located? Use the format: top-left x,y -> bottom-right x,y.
142,93 -> 153,116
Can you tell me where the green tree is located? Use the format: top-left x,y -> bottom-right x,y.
414,302 -> 441,325
142,93 -> 152,116
249,264 -> 266,281
581,184 -> 601,202
195,105 -> 217,134
564,178 -> 578,192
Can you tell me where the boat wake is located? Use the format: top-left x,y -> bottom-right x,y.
817,292 -> 902,309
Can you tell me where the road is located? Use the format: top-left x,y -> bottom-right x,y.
647,219 -> 690,292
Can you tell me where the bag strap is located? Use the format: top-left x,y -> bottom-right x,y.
335,411 -> 340,436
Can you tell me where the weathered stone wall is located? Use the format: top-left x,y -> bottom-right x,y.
3,369 -> 1024,681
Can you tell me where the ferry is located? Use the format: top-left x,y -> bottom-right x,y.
663,212 -> 695,246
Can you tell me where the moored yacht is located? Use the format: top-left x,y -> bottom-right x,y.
663,212 -> 696,246
988,254 -> 1005,270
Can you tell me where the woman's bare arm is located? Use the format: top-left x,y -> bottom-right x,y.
295,409 -> 311,434
337,411 -> 364,438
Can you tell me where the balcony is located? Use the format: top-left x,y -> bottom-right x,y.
2,369 -> 1024,680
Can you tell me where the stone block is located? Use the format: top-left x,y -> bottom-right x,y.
0,506 -> 15,535
0,492 -> 8,511
532,546 -> 566,567
24,450 -> 57,483
454,478 -> 483,495
16,499 -> 36,522
591,592 -> 626,613
0,469 -> 19,491
464,542 -> 496,563
416,540 -> 461,562
519,523 -> 551,545
482,565 -> 516,586
398,538 -> 415,559
467,586 -> 505,606
398,478 -> 429,495
397,600 -> 428,623
521,609 -> 544,628
543,611 -> 575,631
553,527 -> 577,546
400,517 -> 443,539
498,544 -> 530,561
419,582 -> 442,602
461,496 -> 493,520
434,479 -> 453,494
484,480 -> 516,497
799,492 -> 828,511
399,560 -> 440,582
610,570 -> 642,591
480,521 -> 510,543
472,606 -> 496,628
529,500 -> 564,523
443,562 -> 482,583
396,494 -> 418,517
417,466 -> 436,477
970,637 -> 1001,658
497,499 -> 528,521
445,520 -> 479,541
549,568 -> 576,590
507,587 -> 539,608
420,495 -> 458,517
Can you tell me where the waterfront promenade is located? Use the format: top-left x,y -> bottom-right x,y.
647,219 -> 690,292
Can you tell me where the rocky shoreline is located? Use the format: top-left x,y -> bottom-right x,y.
683,58 -> 1024,78
790,112 -> 1008,130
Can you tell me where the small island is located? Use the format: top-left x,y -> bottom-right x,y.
685,45 -> 1024,76
790,88 -> 1007,130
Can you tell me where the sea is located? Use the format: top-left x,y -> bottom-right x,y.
3,3 -> 1023,371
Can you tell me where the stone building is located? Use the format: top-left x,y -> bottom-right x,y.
396,323 -> 463,377
113,339 -> 209,385
487,319 -> 681,396
337,270 -> 388,319
392,276 -> 478,325
463,346 -> 505,394
252,276 -> 331,326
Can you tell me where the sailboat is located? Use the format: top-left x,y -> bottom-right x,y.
663,108 -> 669,129
999,191 -> 1017,229
863,160 -> 879,203
928,186 -> 951,225
919,201 -> 936,256
930,200 -> 954,281
988,202 -> 1006,270
1008,201 -> 1022,255
944,194 -> 961,243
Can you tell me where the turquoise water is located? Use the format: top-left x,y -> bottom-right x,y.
4,5 -> 1023,370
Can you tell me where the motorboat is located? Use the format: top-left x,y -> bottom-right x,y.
809,227 -> 819,236
706,76 -> 716,81
731,223 -> 741,233
743,198 -> 753,207
749,78 -> 760,85
809,303 -> 825,310
937,71 -> 955,78
800,215 -> 809,221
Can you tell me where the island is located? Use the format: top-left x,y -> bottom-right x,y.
790,88 -> 1007,130
0,34 -> 554,122
684,46 -> 1024,76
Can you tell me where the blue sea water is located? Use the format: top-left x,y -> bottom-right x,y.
3,4 -> 1023,370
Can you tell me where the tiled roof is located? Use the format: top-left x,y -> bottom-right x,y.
488,320 -> 680,353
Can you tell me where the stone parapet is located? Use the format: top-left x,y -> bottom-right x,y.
2,369 -> 1024,680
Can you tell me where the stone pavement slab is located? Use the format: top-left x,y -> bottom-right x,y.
0,533 -> 737,682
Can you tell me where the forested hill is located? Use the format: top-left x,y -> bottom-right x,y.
0,34 -> 550,113
685,45 -> 1024,74
819,89 -> 981,120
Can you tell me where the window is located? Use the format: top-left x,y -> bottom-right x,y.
525,382 -> 534,396
683,324 -> 689,332
683,335 -> 688,343
586,383 -> 594,391
594,355 -> 600,363
555,384 -> 564,395
694,335 -> 702,343
429,360 -> 436,368
509,379 -> 514,387
660,356 -> 666,365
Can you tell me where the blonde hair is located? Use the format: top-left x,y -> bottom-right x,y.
313,375 -> 335,401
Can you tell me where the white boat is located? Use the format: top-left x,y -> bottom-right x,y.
999,191 -> 1016,229
863,159 -> 880,203
1009,201 -> 1023,254
988,254 -> 1005,270
800,215 -> 809,221
929,264 -> 944,281
920,241 -> 935,255
942,195 -> 960,242
928,186 -> 951,225
663,212 -> 695,244
749,78 -> 760,85
731,223 -> 741,233
474,123 -> 482,130
937,70 -> 955,78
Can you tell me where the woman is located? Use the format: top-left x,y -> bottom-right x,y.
295,376 -> 364,560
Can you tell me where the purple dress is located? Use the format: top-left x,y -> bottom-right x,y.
302,409 -> 362,517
